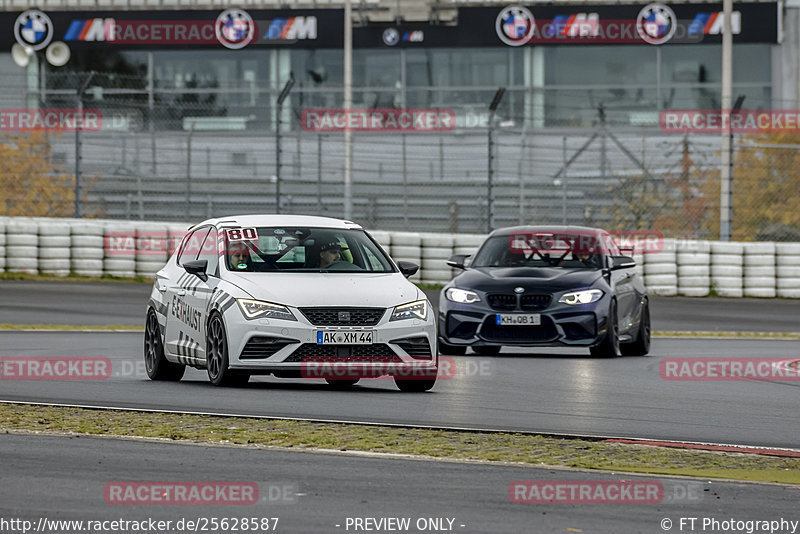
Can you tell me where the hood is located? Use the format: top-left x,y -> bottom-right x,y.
452,267 -> 603,293
223,272 -> 423,308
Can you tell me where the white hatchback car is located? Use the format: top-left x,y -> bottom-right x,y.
144,215 -> 438,391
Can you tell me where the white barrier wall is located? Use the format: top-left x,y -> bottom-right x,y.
0,217 -> 798,298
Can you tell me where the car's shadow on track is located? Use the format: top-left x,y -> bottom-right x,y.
171,377 -> 418,393
458,350 -> 647,360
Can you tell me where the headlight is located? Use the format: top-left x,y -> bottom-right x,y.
445,288 -> 481,304
237,299 -> 296,321
390,300 -> 428,321
558,289 -> 603,305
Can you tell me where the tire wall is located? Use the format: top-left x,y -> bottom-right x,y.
0,217 -> 797,298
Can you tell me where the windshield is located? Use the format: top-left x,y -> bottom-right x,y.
471,235 -> 605,269
222,227 -> 394,273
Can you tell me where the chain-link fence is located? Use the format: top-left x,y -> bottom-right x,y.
2,70 -> 799,241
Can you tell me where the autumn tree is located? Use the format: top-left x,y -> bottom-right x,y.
0,132 -> 76,216
702,132 -> 800,241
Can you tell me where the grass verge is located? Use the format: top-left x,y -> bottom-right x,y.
0,403 -> 797,484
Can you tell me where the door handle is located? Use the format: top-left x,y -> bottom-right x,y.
177,290 -> 186,296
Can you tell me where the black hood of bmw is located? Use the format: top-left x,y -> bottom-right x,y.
451,267 -> 604,293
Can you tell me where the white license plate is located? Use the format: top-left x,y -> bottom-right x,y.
316,331 -> 374,345
496,314 -> 541,326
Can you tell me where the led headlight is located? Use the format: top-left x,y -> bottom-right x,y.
558,289 -> 604,305
390,300 -> 428,321
237,299 -> 296,321
444,287 -> 481,304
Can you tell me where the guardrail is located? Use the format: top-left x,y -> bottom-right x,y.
0,217 -> 798,298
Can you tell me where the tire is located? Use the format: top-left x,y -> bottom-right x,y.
590,300 -> 620,358
621,300 -> 650,356
206,313 -> 248,386
144,310 -> 185,381
472,345 -> 501,355
325,378 -> 360,388
394,372 -> 436,392
438,338 -> 466,356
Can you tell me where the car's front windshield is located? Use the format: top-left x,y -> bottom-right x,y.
471,234 -> 604,269
222,227 -> 394,273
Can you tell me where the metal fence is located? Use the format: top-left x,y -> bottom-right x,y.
2,71 -> 799,241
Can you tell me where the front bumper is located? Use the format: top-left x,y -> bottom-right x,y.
439,294 -> 610,348
222,303 -> 438,375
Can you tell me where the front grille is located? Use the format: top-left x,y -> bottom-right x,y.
521,294 -> 551,310
299,307 -> 386,326
285,343 -> 401,363
480,316 -> 558,342
487,294 -> 516,311
391,337 -> 432,359
240,336 -> 299,359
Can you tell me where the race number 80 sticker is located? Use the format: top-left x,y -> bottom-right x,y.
226,228 -> 258,241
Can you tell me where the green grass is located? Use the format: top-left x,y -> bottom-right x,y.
0,403 -> 797,484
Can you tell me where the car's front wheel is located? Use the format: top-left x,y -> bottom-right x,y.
590,299 -> 620,358
621,299 -> 651,356
394,368 -> 437,392
206,313 -> 249,386
144,309 -> 185,381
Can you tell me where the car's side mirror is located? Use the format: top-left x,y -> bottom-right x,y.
610,255 -> 636,270
446,254 -> 470,270
184,259 -> 208,282
396,261 -> 419,278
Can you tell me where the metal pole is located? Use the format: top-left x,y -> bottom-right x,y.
275,73 -> 295,215
402,133 -> 408,229
487,109 -> 494,234
487,87 -> 506,233
317,134 -> 323,212
343,0 -> 353,219
185,121 -> 195,220
75,96 -> 83,218
562,137 -> 568,225
148,51 -> 156,175
720,0 -> 734,240
276,102 -> 281,214
74,71 -> 95,218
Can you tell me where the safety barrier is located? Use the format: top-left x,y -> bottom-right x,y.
0,217 -> 798,298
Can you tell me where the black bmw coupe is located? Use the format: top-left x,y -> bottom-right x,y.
438,226 -> 650,357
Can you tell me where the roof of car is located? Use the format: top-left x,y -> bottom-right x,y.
489,225 -> 609,237
189,214 -> 364,231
